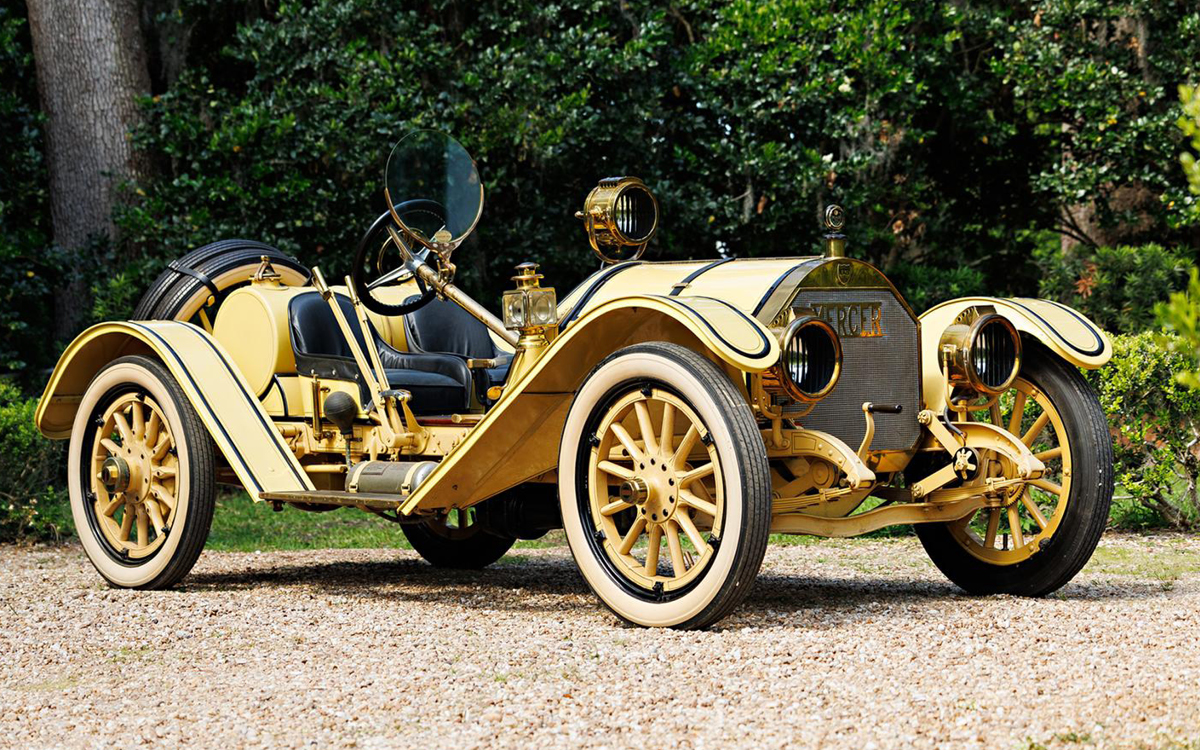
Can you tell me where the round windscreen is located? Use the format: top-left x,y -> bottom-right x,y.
385,130 -> 483,248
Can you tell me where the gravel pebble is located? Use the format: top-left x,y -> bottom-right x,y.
1,533 -> 1199,749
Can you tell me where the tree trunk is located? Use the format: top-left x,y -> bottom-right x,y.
25,0 -> 152,342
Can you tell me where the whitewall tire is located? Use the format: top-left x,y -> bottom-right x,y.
558,342 -> 771,629
68,356 -> 216,589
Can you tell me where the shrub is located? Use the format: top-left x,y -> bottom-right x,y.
0,2 -> 56,379
1157,268 -> 1200,389
1088,332 -> 1200,529
888,261 -> 987,313
1035,242 -> 1197,334
112,0 -> 1199,320
1180,84 -> 1200,210
0,381 -> 70,541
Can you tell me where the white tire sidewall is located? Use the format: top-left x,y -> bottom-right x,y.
559,351 -> 745,627
68,360 -> 192,588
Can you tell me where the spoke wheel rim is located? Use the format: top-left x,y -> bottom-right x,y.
586,385 -> 725,593
88,392 -> 180,561
950,377 -> 1073,565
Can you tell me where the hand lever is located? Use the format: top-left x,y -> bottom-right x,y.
858,402 -> 904,459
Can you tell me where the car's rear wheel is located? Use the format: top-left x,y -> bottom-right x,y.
68,356 -> 217,589
914,350 -> 1113,596
401,508 -> 516,569
559,342 -> 771,629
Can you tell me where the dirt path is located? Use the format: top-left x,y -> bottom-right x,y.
1,534 -> 1198,749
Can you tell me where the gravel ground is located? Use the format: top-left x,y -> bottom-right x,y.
2,533 -> 1199,750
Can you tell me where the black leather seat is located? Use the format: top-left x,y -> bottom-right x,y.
288,292 -> 472,415
403,297 -> 512,401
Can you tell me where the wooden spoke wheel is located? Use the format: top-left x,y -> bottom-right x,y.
587,388 -> 724,590
89,392 -> 180,559
950,377 -> 1072,564
915,349 -> 1113,596
402,507 -> 516,569
559,343 -> 771,629
69,356 -> 216,589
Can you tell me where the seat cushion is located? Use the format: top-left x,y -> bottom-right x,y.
287,291 -> 472,415
384,368 -> 469,416
404,296 -> 500,359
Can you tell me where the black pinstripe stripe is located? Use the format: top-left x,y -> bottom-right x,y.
559,261 -> 644,329
667,257 -> 737,297
128,323 -> 264,494
1008,296 -> 1099,355
177,322 -> 311,487
751,259 -> 823,316
649,295 -> 774,359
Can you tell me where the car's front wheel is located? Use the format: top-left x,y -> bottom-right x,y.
914,348 -> 1113,596
558,342 -> 772,629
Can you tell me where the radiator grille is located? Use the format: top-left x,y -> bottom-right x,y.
790,290 -> 921,452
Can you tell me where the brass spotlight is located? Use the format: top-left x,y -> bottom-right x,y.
575,177 -> 659,264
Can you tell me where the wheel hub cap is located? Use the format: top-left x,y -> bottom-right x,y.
100,456 -> 131,493
619,477 -> 650,505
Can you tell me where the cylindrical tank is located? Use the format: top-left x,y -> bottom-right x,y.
212,284 -> 302,395
346,460 -> 438,496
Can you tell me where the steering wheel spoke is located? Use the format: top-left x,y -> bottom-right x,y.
352,201 -> 445,316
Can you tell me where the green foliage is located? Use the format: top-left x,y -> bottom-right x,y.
1157,268 -> 1200,388
1088,332 -> 1200,528
994,0 -> 1200,239
0,381 -> 70,541
888,262 -> 987,313
0,1 -> 57,376
1035,242 -> 1196,333
112,0 -> 1197,316
1180,84 -> 1200,208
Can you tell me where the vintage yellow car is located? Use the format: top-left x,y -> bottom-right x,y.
36,132 -> 1114,629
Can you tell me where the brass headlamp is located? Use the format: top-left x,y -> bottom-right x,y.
762,316 -> 843,402
576,176 -> 659,264
939,307 -> 1022,396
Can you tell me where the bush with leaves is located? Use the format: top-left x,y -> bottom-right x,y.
994,0 -> 1200,242
888,261 -> 987,313
1157,268 -> 1199,388
1088,332 -> 1200,528
104,0 -> 1200,324
0,381 -> 70,541
1180,83 -> 1200,216
1035,242 -> 1196,334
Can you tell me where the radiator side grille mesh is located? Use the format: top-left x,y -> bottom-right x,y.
790,290 -> 922,452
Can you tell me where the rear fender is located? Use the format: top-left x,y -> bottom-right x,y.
400,294 -> 780,513
919,297 -> 1111,412
36,321 -> 313,495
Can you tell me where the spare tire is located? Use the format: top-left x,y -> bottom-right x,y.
133,239 -> 310,327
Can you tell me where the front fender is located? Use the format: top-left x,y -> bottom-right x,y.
919,297 -> 1112,411
37,321 -> 313,495
399,294 -> 780,513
